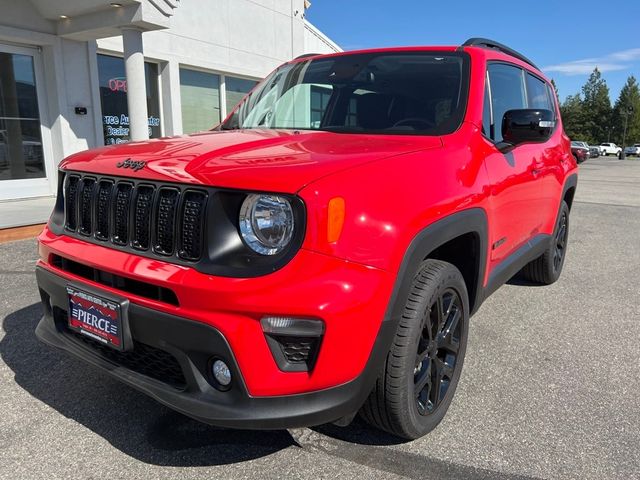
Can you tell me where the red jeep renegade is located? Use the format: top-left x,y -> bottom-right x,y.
35,38 -> 577,439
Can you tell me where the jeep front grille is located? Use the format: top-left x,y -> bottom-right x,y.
63,174 -> 208,262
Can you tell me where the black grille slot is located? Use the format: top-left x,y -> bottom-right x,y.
53,308 -> 186,389
179,191 -> 207,261
132,185 -> 155,250
279,336 -> 315,363
113,183 -> 133,245
64,175 -> 80,231
95,180 -> 113,240
154,188 -> 179,256
265,334 -> 322,372
78,178 -> 96,236
51,254 -> 179,306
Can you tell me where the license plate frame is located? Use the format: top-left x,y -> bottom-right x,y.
66,286 -> 127,351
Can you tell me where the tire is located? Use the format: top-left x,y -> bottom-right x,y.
520,200 -> 570,285
360,259 -> 469,439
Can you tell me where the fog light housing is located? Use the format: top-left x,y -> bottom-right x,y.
261,316 -> 324,372
211,359 -> 231,389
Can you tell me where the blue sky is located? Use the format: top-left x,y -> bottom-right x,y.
306,0 -> 640,104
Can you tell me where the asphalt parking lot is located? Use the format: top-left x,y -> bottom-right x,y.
1,157 -> 639,480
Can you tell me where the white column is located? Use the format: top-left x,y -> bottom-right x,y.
122,27 -> 149,141
160,60 -> 183,135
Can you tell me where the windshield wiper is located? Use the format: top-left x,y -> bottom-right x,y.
319,125 -> 364,133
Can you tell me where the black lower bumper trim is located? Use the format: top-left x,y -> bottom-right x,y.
35,266 -> 395,429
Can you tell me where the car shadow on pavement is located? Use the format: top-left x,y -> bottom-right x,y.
1,304 -> 541,479
0,303 -> 294,466
506,272 -> 544,287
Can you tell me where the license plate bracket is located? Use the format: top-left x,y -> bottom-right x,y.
66,286 -> 128,351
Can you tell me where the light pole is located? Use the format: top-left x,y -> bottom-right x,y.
621,107 -> 633,159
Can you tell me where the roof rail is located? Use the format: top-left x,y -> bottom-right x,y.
461,38 -> 539,70
293,53 -> 320,60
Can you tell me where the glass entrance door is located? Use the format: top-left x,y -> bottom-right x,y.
0,44 -> 54,200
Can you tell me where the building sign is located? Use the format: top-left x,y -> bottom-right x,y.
97,54 -> 161,145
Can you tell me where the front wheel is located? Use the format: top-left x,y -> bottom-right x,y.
360,260 -> 469,439
520,200 -> 570,284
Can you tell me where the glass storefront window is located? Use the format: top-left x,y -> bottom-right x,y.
179,68 -> 221,134
225,76 -> 257,115
97,54 -> 161,145
0,52 -> 45,180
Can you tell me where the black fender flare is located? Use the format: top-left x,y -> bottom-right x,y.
561,173 -> 578,211
382,207 -> 489,327
327,208 -> 490,420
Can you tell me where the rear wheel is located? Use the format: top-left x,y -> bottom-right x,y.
360,260 -> 469,439
521,200 -> 570,285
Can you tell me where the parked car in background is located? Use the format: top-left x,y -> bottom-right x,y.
624,144 -> 640,157
571,141 -> 589,163
600,142 -> 622,156
571,141 -> 597,158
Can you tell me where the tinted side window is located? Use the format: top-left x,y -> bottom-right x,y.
526,73 -> 552,110
488,64 -> 526,142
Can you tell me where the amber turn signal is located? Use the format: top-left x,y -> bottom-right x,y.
327,197 -> 345,243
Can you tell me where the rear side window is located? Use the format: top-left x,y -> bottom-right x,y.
526,73 -> 552,110
487,63 -> 526,142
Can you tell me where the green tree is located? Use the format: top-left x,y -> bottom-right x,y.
612,75 -> 640,146
561,94 -> 588,141
581,68 -> 612,143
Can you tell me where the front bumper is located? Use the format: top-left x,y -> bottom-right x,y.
37,227 -> 394,396
36,265 -> 397,429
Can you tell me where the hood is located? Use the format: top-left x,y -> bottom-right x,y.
61,129 -> 442,193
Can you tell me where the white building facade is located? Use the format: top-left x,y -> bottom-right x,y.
0,0 -> 340,228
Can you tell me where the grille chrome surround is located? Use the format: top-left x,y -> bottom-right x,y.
63,174 -> 208,263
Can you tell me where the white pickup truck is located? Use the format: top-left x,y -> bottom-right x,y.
600,142 -> 622,156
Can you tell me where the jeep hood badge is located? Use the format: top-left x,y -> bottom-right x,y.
116,158 -> 146,171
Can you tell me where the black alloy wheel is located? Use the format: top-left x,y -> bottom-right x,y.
414,288 -> 462,415
520,200 -> 570,285
553,209 -> 568,272
360,259 -> 469,439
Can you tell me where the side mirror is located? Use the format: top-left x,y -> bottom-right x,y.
501,109 -> 555,150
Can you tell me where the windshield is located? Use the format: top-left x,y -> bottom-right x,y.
221,52 -> 470,135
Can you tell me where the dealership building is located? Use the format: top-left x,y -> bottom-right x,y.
0,0 -> 340,229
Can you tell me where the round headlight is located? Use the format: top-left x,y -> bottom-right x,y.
239,194 -> 295,255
